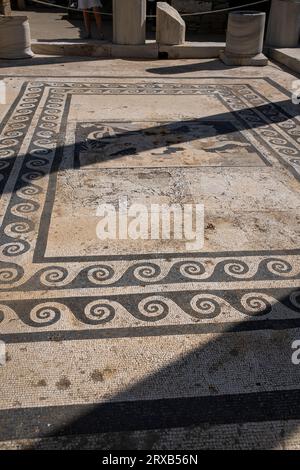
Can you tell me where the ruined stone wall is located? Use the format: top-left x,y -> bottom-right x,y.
170,0 -> 229,33
0,0 -> 12,15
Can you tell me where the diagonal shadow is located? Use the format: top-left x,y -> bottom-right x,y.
147,60 -> 236,74
1,293 -> 300,449
0,97 -> 299,198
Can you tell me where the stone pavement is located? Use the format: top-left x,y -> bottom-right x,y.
0,56 -> 299,449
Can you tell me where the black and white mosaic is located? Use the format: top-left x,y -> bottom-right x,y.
0,79 -> 299,343
0,75 -> 300,446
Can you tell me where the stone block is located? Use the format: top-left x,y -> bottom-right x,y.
220,51 -> 268,66
111,42 -> 158,59
113,0 -> 146,45
220,11 -> 268,66
266,0 -> 300,48
0,0 -> 11,16
31,40 -> 65,56
31,40 -> 158,59
171,0 -> 212,14
159,42 -> 225,59
0,15 -> 33,59
156,2 -> 186,45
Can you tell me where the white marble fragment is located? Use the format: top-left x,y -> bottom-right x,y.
156,2 -> 186,46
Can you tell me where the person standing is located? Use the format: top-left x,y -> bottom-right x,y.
78,0 -> 104,39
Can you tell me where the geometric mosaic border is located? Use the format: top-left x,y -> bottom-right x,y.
0,79 -> 299,342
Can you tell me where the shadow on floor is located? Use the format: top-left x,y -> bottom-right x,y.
0,97 -> 298,198
147,59 -> 237,74
1,293 -> 300,449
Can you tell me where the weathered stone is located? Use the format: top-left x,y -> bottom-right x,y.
0,0 -> 11,16
220,11 -> 268,66
268,47 -> 300,74
31,40 -> 158,59
159,41 -> 225,59
0,15 -> 33,59
266,0 -> 300,48
30,40 -> 226,60
111,42 -> 158,59
156,2 -> 186,46
31,40 -> 111,58
113,0 -> 146,45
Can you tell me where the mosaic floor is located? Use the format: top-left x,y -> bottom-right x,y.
0,61 -> 300,449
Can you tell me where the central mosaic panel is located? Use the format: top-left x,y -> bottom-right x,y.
75,120 -> 267,169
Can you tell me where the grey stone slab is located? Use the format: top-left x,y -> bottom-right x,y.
31,40 -> 224,60
268,47 -> 300,74
32,40 -> 158,60
159,42 -> 225,59
111,42 -> 158,59
31,40 -> 112,58
31,41 -> 66,56
156,2 -> 186,46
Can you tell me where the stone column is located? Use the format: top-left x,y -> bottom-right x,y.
220,11 -> 268,65
0,0 -> 11,15
266,0 -> 300,47
113,0 -> 146,45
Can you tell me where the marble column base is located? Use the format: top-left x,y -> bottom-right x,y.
220,51 -> 268,66
224,11 -> 266,57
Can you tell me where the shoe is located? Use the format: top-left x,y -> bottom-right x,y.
96,31 -> 105,40
82,32 -> 91,40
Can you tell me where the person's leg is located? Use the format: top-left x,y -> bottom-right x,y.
82,9 -> 92,38
93,7 -> 104,38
